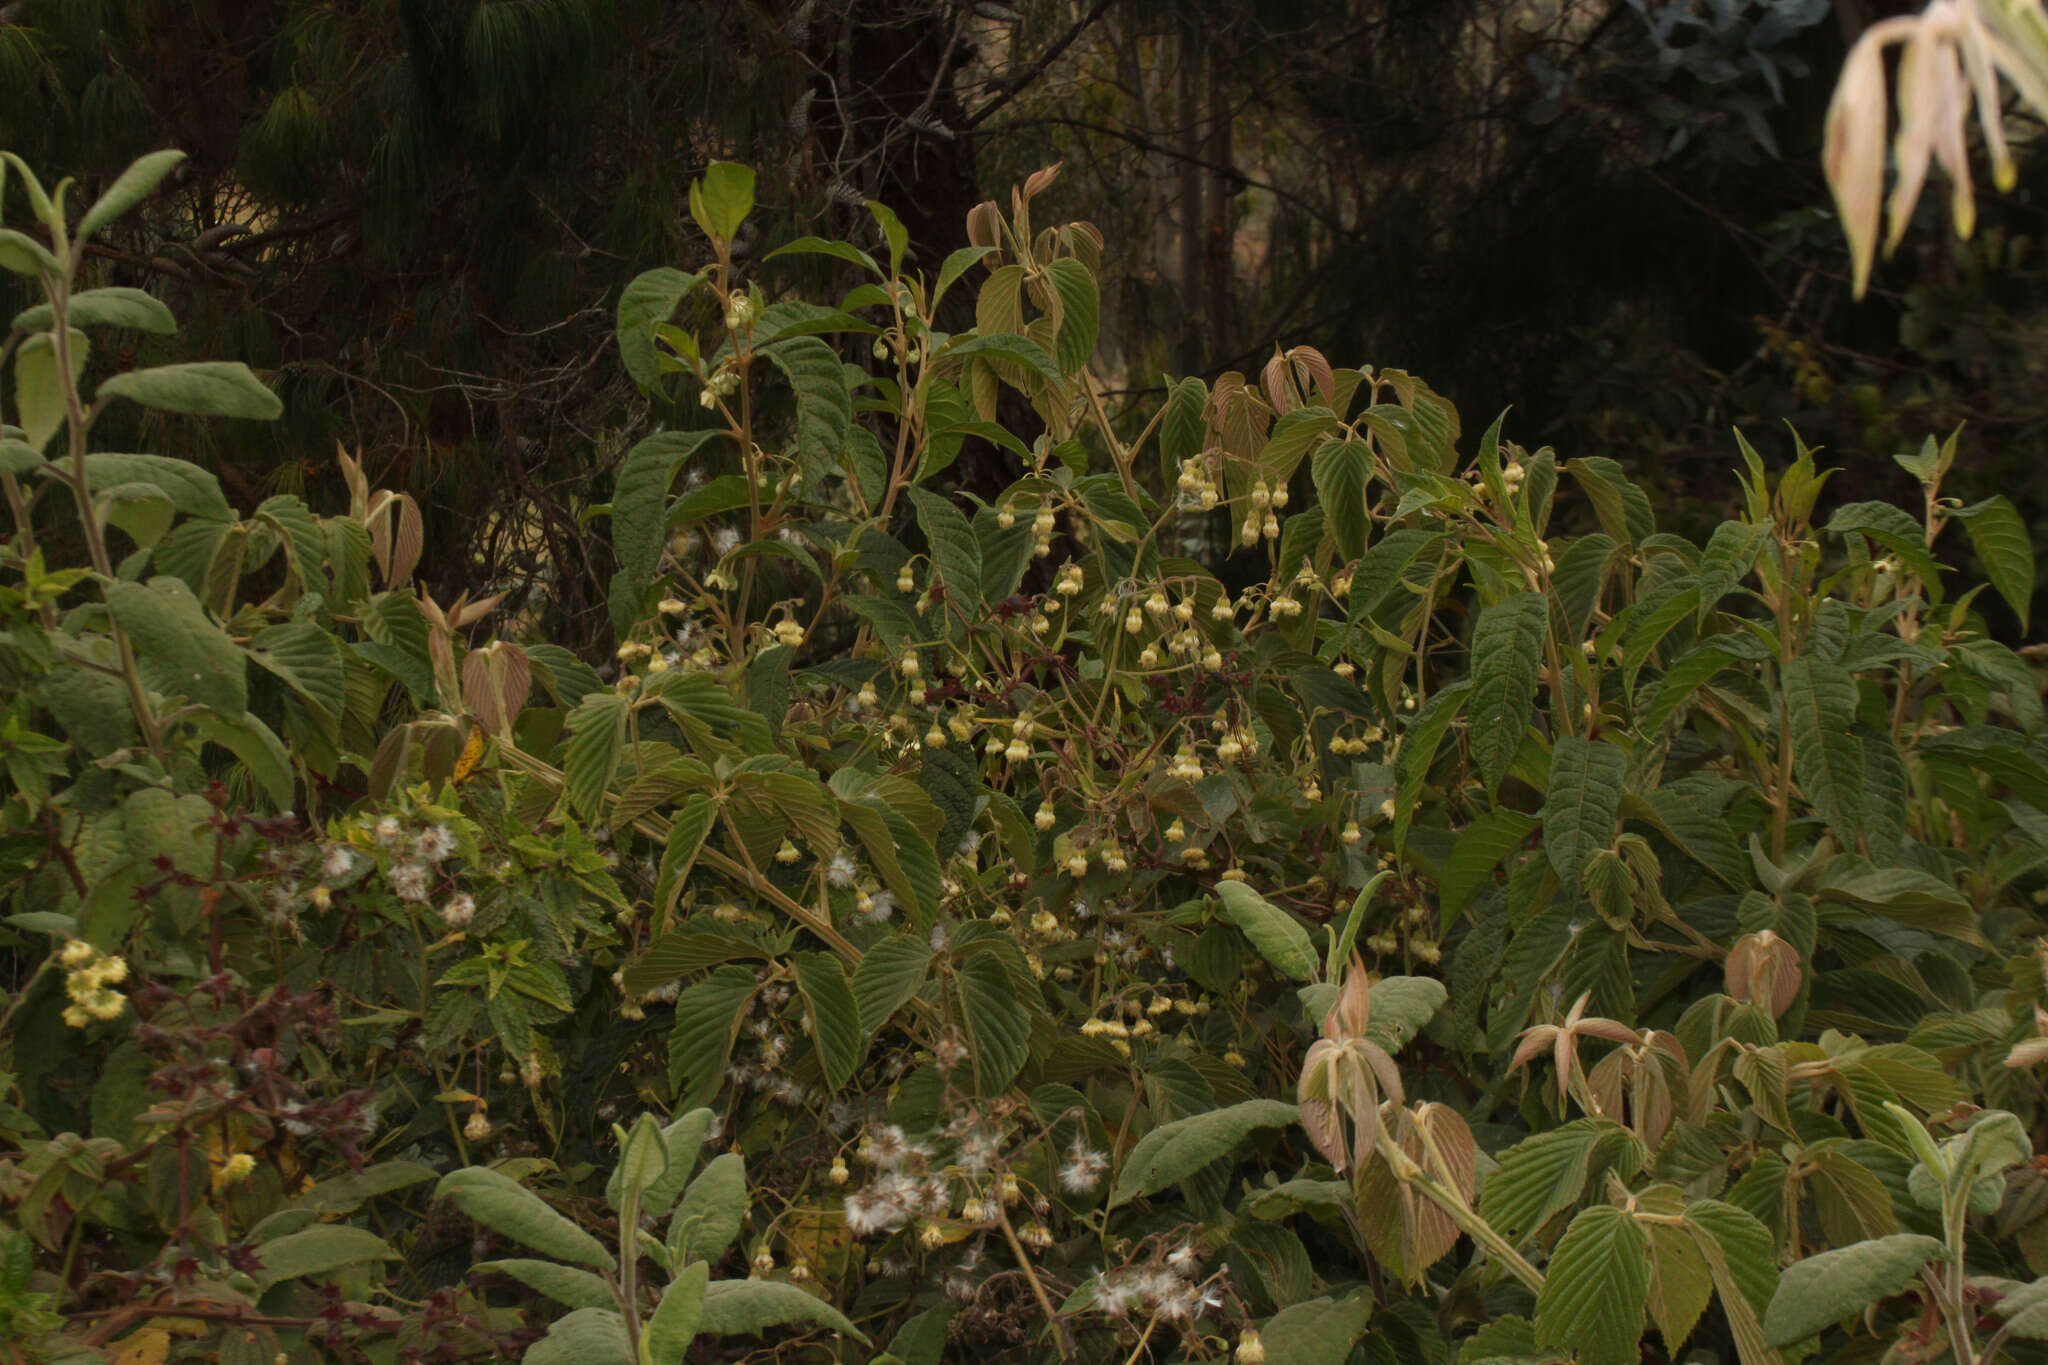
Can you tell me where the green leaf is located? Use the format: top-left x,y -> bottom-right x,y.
1827,501 -> 1941,588
1257,1290 -> 1375,1365
1542,737 -> 1626,889
616,268 -> 703,389
759,335 -> 853,481
525,1309 -> 633,1365
1478,1119 -> 1646,1245
650,793 -> 718,922
1645,1211 -> 1715,1353
853,933 -> 931,1035
1214,881 -> 1319,983
1468,592 -> 1549,796
957,952 -> 1031,1095
186,710 -> 294,810
1441,809 -> 1539,918
669,1152 -> 746,1266
0,228 -> 61,277
906,485 -> 983,609
1394,679 -> 1471,847
935,332 -> 1063,384
14,287 -> 175,336
1761,1233 -> 1948,1347
667,966 -> 757,1107
1782,656 -> 1865,838
1046,256 -> 1099,374
697,1278 -> 868,1343
250,620 -> 347,728
645,1261 -> 710,1365
767,235 -> 879,273
106,575 -> 247,717
13,329 -> 83,450
292,1161 -> 438,1216
1638,642 -> 1734,734
690,161 -> 755,240
1534,1205 -> 1651,1365
78,149 -> 185,242
562,692 -> 630,825
1108,1099 -> 1298,1208
434,1166 -> 617,1272
474,1258 -> 615,1310
1953,495 -> 2034,630
97,361 -> 281,419
794,953 -> 862,1091
1310,438 -> 1371,561
610,1112 -> 671,1215
249,1224 -> 398,1292
1696,520 -> 1769,621
1365,976 -> 1449,1053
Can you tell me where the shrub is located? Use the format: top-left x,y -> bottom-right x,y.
2,150 -> 2046,1365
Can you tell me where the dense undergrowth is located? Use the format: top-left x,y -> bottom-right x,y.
2,149 -> 2047,1365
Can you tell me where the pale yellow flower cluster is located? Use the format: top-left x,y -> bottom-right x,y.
59,940 -> 129,1027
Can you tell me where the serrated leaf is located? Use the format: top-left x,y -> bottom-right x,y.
935,331 -> 1062,384
1542,737 -> 1625,889
1046,256 -> 1098,374
1468,592 -> 1549,795
1441,809 -> 1540,918
1697,520 -> 1769,621
1782,656 -> 1864,839
957,952 -> 1030,1095
616,267 -> 703,387
667,966 -> 757,1108
474,1258 -> 614,1310
1761,1233 -> 1947,1346
1953,495 -> 2034,630
697,1278 -> 867,1343
562,692 -> 629,825
1257,1290 -> 1375,1365
669,1152 -> 746,1266
905,485 -> 983,609
1214,881 -> 1319,983
1646,1215 -> 1715,1352
1478,1119 -> 1646,1245
853,933 -> 931,1034
1638,642 -> 1734,734
794,953 -> 862,1091
97,362 -> 281,419
1365,976 -> 1448,1053
249,1224 -> 398,1291
1109,1099 -> 1298,1208
106,575 -> 246,717
1534,1204 -> 1651,1365
1827,501 -> 1941,587
645,1261 -> 709,1365
1394,679 -> 1471,846
1311,438 -> 1372,560
435,1166 -> 615,1271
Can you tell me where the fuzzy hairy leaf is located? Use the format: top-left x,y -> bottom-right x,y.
1214,881 -> 1319,983
697,1278 -> 867,1343
434,1167 -> 615,1271
473,1259 -> 614,1310
1109,1099 -> 1298,1208
1762,1233 -> 1947,1347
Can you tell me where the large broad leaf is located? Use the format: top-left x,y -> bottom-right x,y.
667,966 -> 758,1109
1440,808 -> 1540,918
14,329 -> 83,450
1108,1099 -> 1298,1208
434,1167 -> 616,1272
1827,501 -> 1941,587
1364,976 -> 1448,1053
957,952 -> 1031,1095
697,1278 -> 868,1343
1256,1290 -> 1375,1365
1394,681 -> 1470,847
1478,1119 -> 1646,1245
853,933 -> 931,1035
1952,495 -> 2035,630
1046,256 -> 1099,374
793,953 -> 862,1092
78,149 -> 185,242
1782,657 -> 1864,839
1761,1233 -> 1948,1347
759,335 -> 853,480
1542,736 -> 1626,889
524,1308 -> 633,1365
1535,1204 -> 1651,1365
65,452 -> 231,522
105,576 -> 247,717
248,1224 -> 397,1292
690,161 -> 755,241
1214,881 -> 1318,983
645,1261 -> 710,1365
610,430 -> 719,588
616,268 -> 702,389
669,1152 -> 747,1266
14,287 -> 176,336
1468,591 -> 1549,795
1310,438 -> 1371,560
561,692 -> 629,825
905,486 -> 983,610
97,362 -> 282,420
473,1259 -> 614,1310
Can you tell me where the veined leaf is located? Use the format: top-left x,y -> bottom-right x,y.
1310,438 -> 1371,560
1108,1099 -> 1299,1208
249,1224 -> 398,1292
1467,592 -> 1549,796
1440,808 -> 1539,918
645,1262 -> 709,1364
1046,256 -> 1098,374
524,1309 -> 632,1365
1542,736 -> 1626,889
957,952 -> 1030,1096
1214,881 -> 1319,983
794,953 -> 862,1092
1395,680 -> 1471,847
1478,1119 -> 1646,1245
1256,1290 -> 1375,1365
1953,495 -> 2034,630
561,692 -> 629,825
97,362 -> 281,420
434,1167 -> 615,1271
667,966 -> 758,1109
474,1259 -> 614,1310
698,1278 -> 867,1343
106,576 -> 247,717
1761,1233 -> 1947,1347
853,933 -> 931,1035
1534,1205 -> 1651,1365
905,486 -> 982,610
1782,656 -> 1864,840
1827,501 -> 1940,587
1696,520 -> 1769,622
669,1152 -> 746,1266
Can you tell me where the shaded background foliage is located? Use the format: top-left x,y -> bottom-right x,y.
4,0 -> 2042,650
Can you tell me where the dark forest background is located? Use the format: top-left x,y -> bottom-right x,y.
5,0 -> 2039,652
